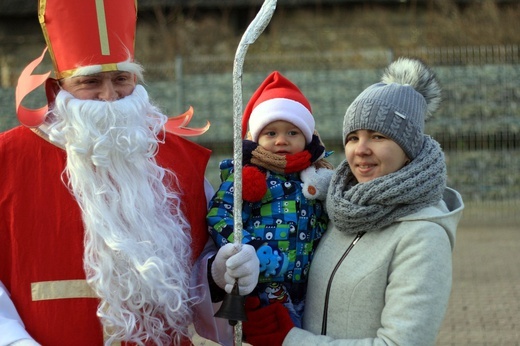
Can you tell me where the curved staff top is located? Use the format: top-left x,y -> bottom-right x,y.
225,0 -> 278,345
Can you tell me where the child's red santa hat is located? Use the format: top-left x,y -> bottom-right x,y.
242,71 -> 315,144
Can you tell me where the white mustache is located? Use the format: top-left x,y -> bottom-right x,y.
50,85 -> 166,161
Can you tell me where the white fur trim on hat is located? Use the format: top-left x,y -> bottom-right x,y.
248,98 -> 315,143
71,61 -> 144,81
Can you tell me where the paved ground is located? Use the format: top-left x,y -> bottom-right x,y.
436,226 -> 520,346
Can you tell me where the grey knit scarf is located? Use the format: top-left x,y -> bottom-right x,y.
326,136 -> 446,234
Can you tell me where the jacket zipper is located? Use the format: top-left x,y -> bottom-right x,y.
321,232 -> 366,335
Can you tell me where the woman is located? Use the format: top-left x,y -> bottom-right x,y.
242,57 -> 464,345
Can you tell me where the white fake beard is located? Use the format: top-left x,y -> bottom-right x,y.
48,85 -> 193,345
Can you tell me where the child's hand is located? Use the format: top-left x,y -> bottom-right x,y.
243,297 -> 295,345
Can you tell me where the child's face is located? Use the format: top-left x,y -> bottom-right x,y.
257,120 -> 306,155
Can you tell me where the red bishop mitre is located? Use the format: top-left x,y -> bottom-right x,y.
16,0 -> 209,136
40,0 -> 137,79
16,0 -> 137,127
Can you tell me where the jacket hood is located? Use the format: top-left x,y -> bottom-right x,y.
399,187 -> 464,250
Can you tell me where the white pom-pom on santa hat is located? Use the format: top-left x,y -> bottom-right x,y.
242,71 -> 315,144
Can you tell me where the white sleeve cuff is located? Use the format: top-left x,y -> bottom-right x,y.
0,282 -> 35,346
8,338 -> 40,346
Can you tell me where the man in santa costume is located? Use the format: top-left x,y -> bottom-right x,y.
0,1 -> 258,345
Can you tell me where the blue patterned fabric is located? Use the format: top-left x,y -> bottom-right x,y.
207,159 -> 328,284
207,158 -> 329,327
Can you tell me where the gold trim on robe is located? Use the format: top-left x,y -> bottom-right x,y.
31,279 -> 96,301
31,280 -> 122,345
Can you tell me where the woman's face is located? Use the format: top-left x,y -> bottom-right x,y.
345,130 -> 409,183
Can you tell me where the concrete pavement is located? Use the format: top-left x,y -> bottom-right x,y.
437,226 -> 520,345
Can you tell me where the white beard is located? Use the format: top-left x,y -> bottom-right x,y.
48,85 -> 192,345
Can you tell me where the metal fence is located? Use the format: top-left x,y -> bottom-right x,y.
1,45 -> 518,226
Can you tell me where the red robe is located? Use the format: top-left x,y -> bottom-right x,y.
0,126 -> 211,345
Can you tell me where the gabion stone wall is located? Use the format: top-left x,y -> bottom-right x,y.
1,59 -> 519,226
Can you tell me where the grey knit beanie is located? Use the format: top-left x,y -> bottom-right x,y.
343,58 -> 442,159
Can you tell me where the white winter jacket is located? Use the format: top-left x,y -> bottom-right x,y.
284,187 -> 464,346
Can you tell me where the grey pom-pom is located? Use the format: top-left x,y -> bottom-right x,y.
381,57 -> 441,118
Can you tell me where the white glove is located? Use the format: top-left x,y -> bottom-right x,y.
9,339 -> 41,346
211,243 -> 259,295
